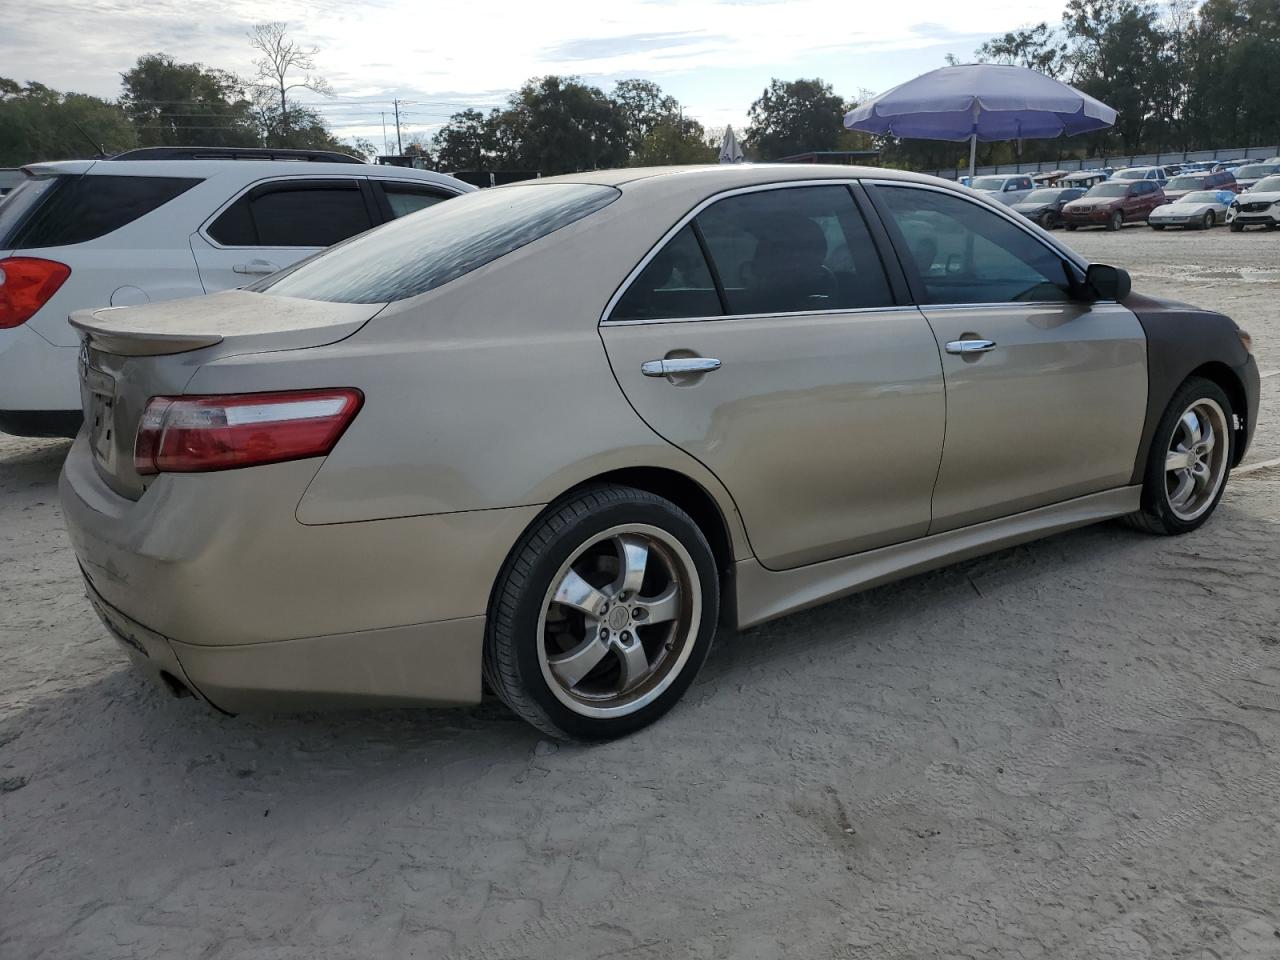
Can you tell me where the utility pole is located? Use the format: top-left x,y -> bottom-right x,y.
381,112 -> 389,156
393,99 -> 403,155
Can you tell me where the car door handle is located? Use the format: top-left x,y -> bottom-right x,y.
945,339 -> 997,355
641,357 -> 722,378
233,259 -> 280,275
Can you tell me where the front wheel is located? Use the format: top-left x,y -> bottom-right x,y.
1065,223 -> 1078,231
1108,210 -> 1124,231
1041,211 -> 1059,230
1151,223 -> 1165,230
484,485 -> 720,740
1230,221 -> 1244,232
1202,211 -> 1215,230
1127,377 -> 1234,536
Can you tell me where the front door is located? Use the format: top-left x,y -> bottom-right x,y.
867,182 -> 1148,533
600,183 -> 946,570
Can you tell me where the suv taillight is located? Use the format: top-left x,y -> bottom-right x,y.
0,257 -> 71,329
134,389 -> 363,475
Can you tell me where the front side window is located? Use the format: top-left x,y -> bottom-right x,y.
6,175 -> 201,250
209,181 -> 373,248
876,185 -> 1071,305
256,183 -> 619,304
695,185 -> 893,315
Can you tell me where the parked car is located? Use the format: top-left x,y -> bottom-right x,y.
1228,175 -> 1280,231
968,174 -> 1035,204
1212,160 -> 1243,173
1159,170 -> 1238,201
1032,170 -> 1068,185
1149,190 -> 1236,229
1112,166 -> 1171,186
1232,162 -> 1280,192
0,147 -> 474,437
1009,186 -> 1086,228
59,165 -> 1259,740
1060,170 -> 1109,189
1061,179 -> 1167,230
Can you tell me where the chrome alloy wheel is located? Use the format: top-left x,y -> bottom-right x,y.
537,524 -> 701,718
1164,397 -> 1229,522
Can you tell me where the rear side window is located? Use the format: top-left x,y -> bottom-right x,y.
6,175 -> 201,249
208,181 -> 373,247
379,182 -> 451,219
255,183 -> 619,304
696,185 -> 893,315
610,225 -> 721,322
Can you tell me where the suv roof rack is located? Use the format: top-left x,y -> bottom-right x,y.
109,147 -> 364,164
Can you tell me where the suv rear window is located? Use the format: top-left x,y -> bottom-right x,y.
3,174 -> 201,249
255,183 -> 620,304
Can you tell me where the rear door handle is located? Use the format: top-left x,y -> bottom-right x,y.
233,259 -> 280,276
945,339 -> 997,355
641,357 -> 722,377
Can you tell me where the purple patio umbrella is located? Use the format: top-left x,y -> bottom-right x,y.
843,63 -> 1116,182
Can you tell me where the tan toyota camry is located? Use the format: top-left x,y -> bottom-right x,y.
60,165 -> 1260,740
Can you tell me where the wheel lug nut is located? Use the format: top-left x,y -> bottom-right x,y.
621,631 -> 631,643
601,628 -> 609,639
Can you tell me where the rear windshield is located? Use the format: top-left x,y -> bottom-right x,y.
969,177 -> 1007,191
1024,189 -> 1071,203
1,173 -> 201,249
1236,164 -> 1280,179
1166,176 -> 1206,190
1181,191 -> 1224,203
1113,169 -> 1150,179
255,183 -> 620,304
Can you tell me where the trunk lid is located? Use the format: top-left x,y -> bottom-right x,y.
72,289 -> 383,499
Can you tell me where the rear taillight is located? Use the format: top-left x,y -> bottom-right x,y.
133,389 -> 363,476
0,257 -> 71,329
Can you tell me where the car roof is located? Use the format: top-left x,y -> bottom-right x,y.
532,163 -> 961,191
20,158 -> 470,190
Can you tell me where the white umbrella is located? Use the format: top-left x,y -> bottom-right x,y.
844,64 -> 1116,183
719,126 -> 744,164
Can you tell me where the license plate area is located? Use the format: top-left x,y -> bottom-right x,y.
85,365 -> 118,469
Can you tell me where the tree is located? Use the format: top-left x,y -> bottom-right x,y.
744,78 -> 846,159
501,76 -> 629,174
976,22 -> 1067,76
0,80 -> 136,165
247,22 -> 332,139
120,54 -> 258,147
431,108 -> 501,170
631,117 -> 716,165
345,136 -> 378,161
610,79 -> 681,157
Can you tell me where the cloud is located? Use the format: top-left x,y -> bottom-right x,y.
547,31 -> 726,61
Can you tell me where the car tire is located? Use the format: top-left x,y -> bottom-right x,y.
1266,223 -> 1278,232
483,484 -> 720,741
1108,210 -> 1124,231
1065,223 -> 1078,231
1230,221 -> 1244,232
1126,376 -> 1234,536
1202,212 -> 1214,230
1151,223 -> 1165,230
1041,211 -> 1059,230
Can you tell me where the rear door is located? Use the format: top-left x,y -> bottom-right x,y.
600,182 -> 946,570
190,177 -> 377,291
866,181 -> 1147,533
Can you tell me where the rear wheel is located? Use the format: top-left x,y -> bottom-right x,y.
1108,210 -> 1124,231
1201,211 -> 1215,230
1127,377 -> 1233,536
484,485 -> 719,740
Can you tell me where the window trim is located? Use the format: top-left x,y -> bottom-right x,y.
859,178 -> 1093,308
198,174 -> 378,251
600,178 -> 905,327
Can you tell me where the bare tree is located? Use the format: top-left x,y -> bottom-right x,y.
247,22 -> 332,134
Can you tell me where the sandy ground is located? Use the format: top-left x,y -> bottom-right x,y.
3,227 -> 1280,960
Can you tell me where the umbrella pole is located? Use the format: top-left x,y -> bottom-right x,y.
968,133 -> 977,184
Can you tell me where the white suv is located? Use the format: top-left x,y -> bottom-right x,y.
0,147 -> 474,436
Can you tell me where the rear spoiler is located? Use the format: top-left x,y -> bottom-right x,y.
70,308 -> 223,357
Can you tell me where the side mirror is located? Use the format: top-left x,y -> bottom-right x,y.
1083,263 -> 1132,302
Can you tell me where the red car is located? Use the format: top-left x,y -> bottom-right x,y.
1061,180 -> 1166,231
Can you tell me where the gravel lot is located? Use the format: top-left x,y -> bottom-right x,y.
3,227 -> 1279,960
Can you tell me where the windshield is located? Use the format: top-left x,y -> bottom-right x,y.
1086,183 -> 1130,197
1113,169 -> 1149,180
1180,191 -> 1224,204
1236,164 -> 1280,179
257,183 -> 621,304
1165,176 -> 1206,190
1251,176 -> 1280,192
1023,189 -> 1067,203
969,177 -> 1008,191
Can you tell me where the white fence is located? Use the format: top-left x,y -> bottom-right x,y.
925,144 -> 1280,181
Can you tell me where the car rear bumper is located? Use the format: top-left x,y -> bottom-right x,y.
59,434 -> 542,709
0,326 -> 81,419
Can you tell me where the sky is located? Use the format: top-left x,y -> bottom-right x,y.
2,0 -> 1071,151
